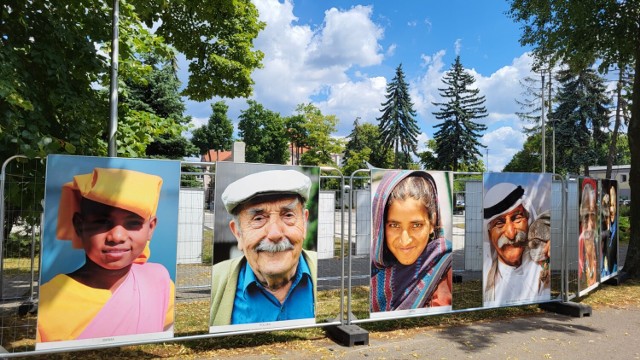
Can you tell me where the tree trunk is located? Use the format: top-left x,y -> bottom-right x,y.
606,69 -> 624,179
623,46 -> 640,277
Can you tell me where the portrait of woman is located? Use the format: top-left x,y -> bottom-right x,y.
370,170 -> 452,313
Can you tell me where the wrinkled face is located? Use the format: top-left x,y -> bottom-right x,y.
230,196 -> 308,283
384,197 -> 434,265
580,191 -> 597,240
609,186 -> 617,224
488,204 -> 529,267
73,199 -> 156,270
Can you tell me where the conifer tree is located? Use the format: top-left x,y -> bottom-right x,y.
377,64 -> 420,168
432,56 -> 488,171
552,67 -> 610,175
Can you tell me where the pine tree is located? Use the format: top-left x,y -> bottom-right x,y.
432,56 -> 488,171
552,67 -> 611,175
377,64 -> 420,168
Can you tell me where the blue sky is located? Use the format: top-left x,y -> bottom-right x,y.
179,0 -> 539,171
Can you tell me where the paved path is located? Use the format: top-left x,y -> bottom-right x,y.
216,305 -> 640,360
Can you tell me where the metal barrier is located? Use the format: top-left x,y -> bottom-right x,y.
0,156 -> 612,356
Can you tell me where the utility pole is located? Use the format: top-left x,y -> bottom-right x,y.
107,0 -> 120,157
486,148 -> 489,171
541,70 -> 546,173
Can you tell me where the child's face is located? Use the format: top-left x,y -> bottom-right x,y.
384,197 -> 433,265
73,199 -> 157,270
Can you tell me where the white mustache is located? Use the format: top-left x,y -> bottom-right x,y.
497,230 -> 528,248
255,238 -> 294,253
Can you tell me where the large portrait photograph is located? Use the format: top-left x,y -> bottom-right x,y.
369,169 -> 453,319
37,155 -> 180,350
578,177 -> 599,295
483,172 -> 551,308
209,161 -> 320,333
600,179 -> 618,282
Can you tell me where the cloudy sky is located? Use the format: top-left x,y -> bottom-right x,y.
179,0 -> 540,171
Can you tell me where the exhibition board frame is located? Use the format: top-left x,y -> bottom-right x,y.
0,155 -> 616,356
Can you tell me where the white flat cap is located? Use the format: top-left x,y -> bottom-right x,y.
221,169 -> 312,214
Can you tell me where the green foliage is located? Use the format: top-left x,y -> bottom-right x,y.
432,56 -> 488,171
551,67 -> 610,175
191,101 -> 234,156
284,114 -> 309,166
120,52 -> 193,159
342,118 -> 392,176
295,103 -> 343,167
1,0 -> 263,164
377,64 -> 420,168
508,0 -> 640,275
238,100 -> 289,164
133,0 -> 265,100
503,133 -> 543,173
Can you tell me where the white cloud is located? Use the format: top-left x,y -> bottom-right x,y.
386,43 -> 397,57
481,126 -> 527,171
412,50 -> 447,119
408,20 -> 417,27
316,76 -> 387,133
471,53 -> 535,116
454,39 -> 462,56
248,0 -> 385,117
307,6 -> 384,68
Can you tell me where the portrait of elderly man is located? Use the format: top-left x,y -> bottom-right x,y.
483,174 -> 551,307
209,167 -> 317,327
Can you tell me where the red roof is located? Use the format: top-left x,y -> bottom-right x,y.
201,150 -> 233,162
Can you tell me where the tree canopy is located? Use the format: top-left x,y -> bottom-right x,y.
552,67 -> 610,176
191,101 -> 234,157
238,100 -> 289,164
377,64 -> 420,168
0,0 -> 264,163
432,56 -> 488,171
508,0 -> 640,276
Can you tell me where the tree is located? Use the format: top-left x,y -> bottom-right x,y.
237,100 -> 288,164
0,0 -> 263,163
605,67 -> 633,178
119,52 -> 196,159
295,103 -> 343,167
284,114 -> 309,166
342,118 -> 392,176
508,0 -> 640,276
377,64 -> 420,168
432,56 -> 488,171
551,67 -> 610,176
503,134 -> 543,173
191,101 -> 234,157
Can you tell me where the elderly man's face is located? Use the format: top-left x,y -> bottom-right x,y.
580,190 -> 597,239
230,196 -> 308,286
488,204 -> 529,267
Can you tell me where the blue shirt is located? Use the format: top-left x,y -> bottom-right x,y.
231,254 -> 314,324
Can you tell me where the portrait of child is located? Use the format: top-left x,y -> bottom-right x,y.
37,155 -> 180,349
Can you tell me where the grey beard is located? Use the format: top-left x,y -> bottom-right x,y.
255,238 -> 294,253
497,230 -> 528,249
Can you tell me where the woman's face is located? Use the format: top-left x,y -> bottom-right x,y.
384,197 -> 434,265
